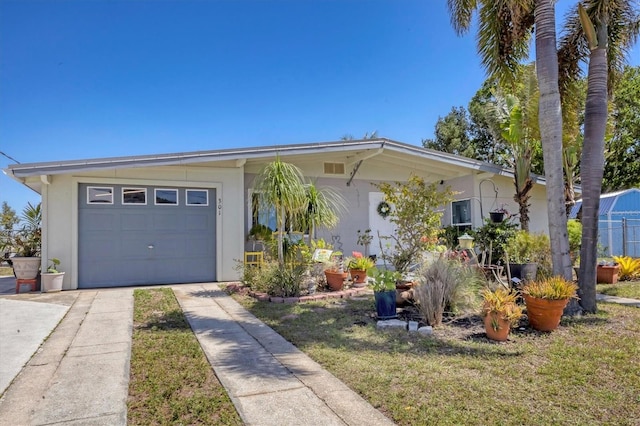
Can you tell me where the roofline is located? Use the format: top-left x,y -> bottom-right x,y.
3,137 -> 539,184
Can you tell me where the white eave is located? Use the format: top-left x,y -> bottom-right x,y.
3,138 -> 544,187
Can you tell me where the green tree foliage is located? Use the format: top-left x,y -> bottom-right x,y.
422,107 -> 475,158
604,65 -> 640,191
373,175 -> 455,274
1,202 -> 19,231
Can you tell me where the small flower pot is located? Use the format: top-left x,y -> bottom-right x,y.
484,313 -> 511,341
489,211 -> 505,223
41,272 -> 65,292
349,269 -> 367,285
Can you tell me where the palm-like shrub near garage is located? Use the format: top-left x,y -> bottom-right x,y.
252,157 -> 307,266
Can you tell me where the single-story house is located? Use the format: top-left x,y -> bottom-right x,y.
4,138 -> 551,290
570,188 -> 640,257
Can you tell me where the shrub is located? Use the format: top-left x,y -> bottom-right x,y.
613,256 -> 640,280
471,218 -> 518,266
413,257 -> 482,326
266,264 -> 307,297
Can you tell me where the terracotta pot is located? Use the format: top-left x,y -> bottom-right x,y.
523,294 -> 570,332
484,313 -> 511,341
596,265 -> 620,284
325,270 -> 347,291
349,269 -> 367,284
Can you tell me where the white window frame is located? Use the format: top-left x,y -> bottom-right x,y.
154,188 -> 179,206
122,187 -> 147,205
186,189 -> 209,206
87,186 -> 114,204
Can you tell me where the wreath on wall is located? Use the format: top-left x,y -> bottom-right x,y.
377,201 -> 391,218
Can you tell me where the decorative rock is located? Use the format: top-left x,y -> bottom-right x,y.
417,326 -> 433,335
376,319 -> 407,330
408,321 -> 419,331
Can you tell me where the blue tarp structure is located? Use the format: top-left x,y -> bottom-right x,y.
570,188 -> 640,257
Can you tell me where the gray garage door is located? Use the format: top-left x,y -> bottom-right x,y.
78,184 -> 216,288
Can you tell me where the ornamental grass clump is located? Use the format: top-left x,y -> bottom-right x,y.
481,287 -> 523,329
521,276 -> 579,300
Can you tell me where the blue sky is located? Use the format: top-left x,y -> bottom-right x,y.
1,0 -> 639,213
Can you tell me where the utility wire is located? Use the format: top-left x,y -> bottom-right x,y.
0,151 -> 21,164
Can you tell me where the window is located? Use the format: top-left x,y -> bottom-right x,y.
122,188 -> 147,204
452,199 -> 472,227
186,189 -> 208,206
87,187 -> 113,204
250,191 -> 277,231
155,189 -> 178,205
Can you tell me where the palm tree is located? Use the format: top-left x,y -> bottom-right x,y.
252,157 -> 307,266
301,181 -> 346,244
447,0 -> 573,279
558,0 -> 640,313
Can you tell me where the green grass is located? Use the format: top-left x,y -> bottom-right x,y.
0,266 -> 13,276
127,288 -> 242,426
232,292 -> 640,426
597,280 -> 640,299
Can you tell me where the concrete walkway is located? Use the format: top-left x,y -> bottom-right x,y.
596,293 -> 640,308
173,283 -> 394,426
0,289 -> 133,425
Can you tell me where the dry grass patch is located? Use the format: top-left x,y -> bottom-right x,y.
127,288 -> 241,425
233,291 -> 640,426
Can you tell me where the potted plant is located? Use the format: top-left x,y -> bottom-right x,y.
504,231 -> 549,282
6,202 -> 42,281
489,204 -> 509,223
368,267 -> 401,320
481,287 -> 523,341
41,258 -> 65,292
521,276 -> 578,332
345,251 -> 375,286
596,260 -> 620,284
323,251 -> 347,291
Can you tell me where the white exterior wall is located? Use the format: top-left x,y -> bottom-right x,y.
41,165 -> 244,289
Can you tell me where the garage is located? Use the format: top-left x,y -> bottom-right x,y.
78,183 -> 216,288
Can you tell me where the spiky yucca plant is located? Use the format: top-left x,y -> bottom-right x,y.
612,256 -> 640,280
522,276 -> 579,300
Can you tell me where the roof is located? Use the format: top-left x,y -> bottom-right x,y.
4,138 -> 544,192
569,188 -> 640,218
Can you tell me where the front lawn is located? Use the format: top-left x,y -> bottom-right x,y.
127,288 -> 242,425
233,291 -> 640,426
597,280 -> 640,299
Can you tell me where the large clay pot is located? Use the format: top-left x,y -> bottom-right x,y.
374,290 -> 397,320
11,257 -> 41,280
596,265 -> 620,284
523,295 -> 570,332
325,270 -> 347,291
484,313 -> 511,341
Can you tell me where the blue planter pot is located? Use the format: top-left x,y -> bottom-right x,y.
374,290 -> 397,320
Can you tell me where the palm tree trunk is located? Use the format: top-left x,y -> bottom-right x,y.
277,205 -> 285,266
578,33 -> 608,314
534,0 -> 573,281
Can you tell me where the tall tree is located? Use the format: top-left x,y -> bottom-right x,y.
447,0 -> 573,280
422,106 -> 475,158
559,0 -> 640,313
603,65 -> 640,190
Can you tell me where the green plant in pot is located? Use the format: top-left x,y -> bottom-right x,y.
323,252 -> 347,291
346,251 -> 375,286
504,230 -> 550,282
41,258 -> 65,292
6,202 -> 42,280
481,286 -> 523,341
368,267 -> 401,319
521,276 -> 578,332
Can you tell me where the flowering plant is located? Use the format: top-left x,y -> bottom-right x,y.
346,251 -> 375,270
